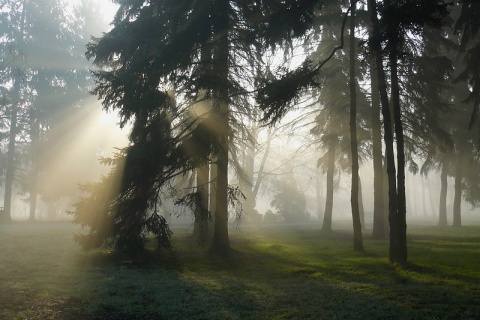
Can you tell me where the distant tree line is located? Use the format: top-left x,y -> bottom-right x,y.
0,0 -> 109,221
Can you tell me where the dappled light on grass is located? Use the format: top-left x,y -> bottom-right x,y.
1,223 -> 479,319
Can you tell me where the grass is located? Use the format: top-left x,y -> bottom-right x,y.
0,222 -> 479,319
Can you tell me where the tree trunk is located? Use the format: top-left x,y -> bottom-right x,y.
322,138 -> 337,233
252,127 -> 273,200
348,0 -> 363,250
453,152 -> 462,227
209,157 -> 217,229
315,165 -> 323,221
209,0 -> 230,255
438,163 -> 448,226
367,0 -> 398,260
358,176 -> 365,230
370,57 -> 385,238
383,160 -> 390,233
389,32 -> 408,265
422,176 -> 427,217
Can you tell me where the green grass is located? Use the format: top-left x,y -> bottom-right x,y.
0,222 -> 479,319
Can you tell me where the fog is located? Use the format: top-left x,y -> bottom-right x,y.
4,100 -> 128,220
2,0 -> 480,233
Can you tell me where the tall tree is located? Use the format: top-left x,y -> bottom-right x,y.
367,0 -> 386,239
348,0 -> 363,250
75,0 -> 315,254
368,0 -> 450,265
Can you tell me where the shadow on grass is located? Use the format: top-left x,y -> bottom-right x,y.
1,223 -> 479,319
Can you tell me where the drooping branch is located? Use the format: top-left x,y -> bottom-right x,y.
256,1 -> 357,124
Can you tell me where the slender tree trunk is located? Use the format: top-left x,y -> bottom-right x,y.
241,113 -> 257,218
209,0 -> 230,255
316,165 -> 323,221
322,138 -> 337,233
370,57 -> 385,238
438,163 -> 448,226
368,0 -> 398,259
422,177 -> 427,217
358,176 -> 365,229
252,127 -> 273,199
348,1 -> 363,250
390,38 -> 408,266
453,152 -> 462,227
194,22 -> 213,240
209,157 -> 217,227
383,160 -> 390,233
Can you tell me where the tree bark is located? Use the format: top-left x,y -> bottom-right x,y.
322,138 -> 337,233
438,163 -> 448,226
358,176 -> 365,230
382,160 -> 390,233
316,165 -> 323,221
389,35 -> 408,266
348,0 -> 363,250
209,157 -> 217,228
422,176 -> 427,217
369,42 -> 386,239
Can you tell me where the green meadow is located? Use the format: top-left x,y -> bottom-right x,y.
0,222 -> 479,319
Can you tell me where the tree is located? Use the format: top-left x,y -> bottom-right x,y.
306,1 -> 368,240
366,0 -> 386,239
76,0 -> 307,255
366,0 -> 451,265
270,165 -> 308,223
348,0 -> 363,250
1,0 -> 27,222
0,0 -> 99,222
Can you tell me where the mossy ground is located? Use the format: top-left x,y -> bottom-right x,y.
0,222 -> 479,319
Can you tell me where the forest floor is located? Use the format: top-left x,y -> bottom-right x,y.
0,221 -> 479,319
